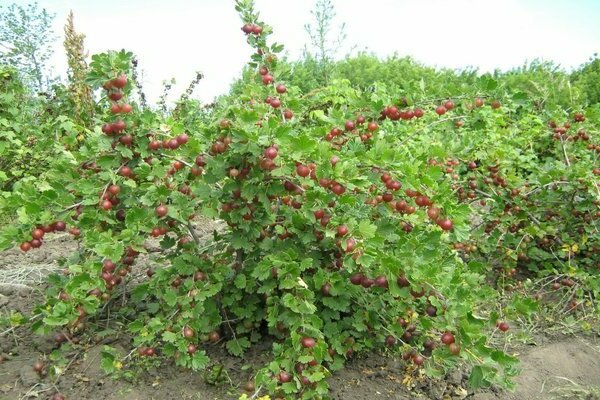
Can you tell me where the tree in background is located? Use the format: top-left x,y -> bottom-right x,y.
571,53 -> 600,106
303,0 -> 347,85
63,10 -> 94,126
0,2 -> 57,93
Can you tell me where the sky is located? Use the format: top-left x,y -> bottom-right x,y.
6,0 -> 600,104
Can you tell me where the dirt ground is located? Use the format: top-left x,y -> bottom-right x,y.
0,232 -> 599,400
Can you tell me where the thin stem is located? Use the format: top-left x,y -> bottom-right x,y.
514,233 -> 528,253
413,94 -> 490,107
249,385 -> 265,399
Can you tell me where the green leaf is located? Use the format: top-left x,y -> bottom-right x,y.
190,351 -> 210,370
42,315 -> 71,326
192,182 -> 213,199
162,290 -> 178,307
357,220 -> 377,239
226,337 -> 250,357
308,371 -> 326,382
0,225 -> 18,250
93,241 -> 124,261
512,297 -> 538,317
469,366 -> 484,388
100,353 -> 116,374
231,232 -> 252,250
234,273 -> 247,289
322,296 -> 350,312
480,74 -> 498,90
162,331 -> 177,343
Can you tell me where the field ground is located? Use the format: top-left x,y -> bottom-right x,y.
0,232 -> 598,400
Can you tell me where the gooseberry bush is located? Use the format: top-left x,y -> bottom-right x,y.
1,1 -> 598,399
0,66 -> 81,198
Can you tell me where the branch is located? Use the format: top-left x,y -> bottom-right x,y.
413,94 -> 490,106
400,115 -> 464,145
474,189 -> 493,199
526,211 -> 542,226
187,220 -> 201,246
61,201 -> 83,212
160,153 -> 194,168
268,176 -> 306,192
523,181 -> 570,197
560,138 -> 571,167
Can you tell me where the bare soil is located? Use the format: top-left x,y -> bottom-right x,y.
1,233 -> 598,400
